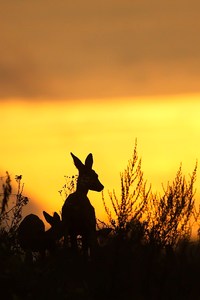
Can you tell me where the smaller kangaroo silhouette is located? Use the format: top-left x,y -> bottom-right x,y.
18,211 -> 62,262
62,153 -> 104,258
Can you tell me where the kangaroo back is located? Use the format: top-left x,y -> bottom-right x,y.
18,214 -> 45,252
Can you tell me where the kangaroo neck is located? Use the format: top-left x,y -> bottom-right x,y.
76,182 -> 89,196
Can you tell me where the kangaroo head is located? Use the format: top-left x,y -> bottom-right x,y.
43,211 -> 61,226
43,211 -> 63,239
71,153 -> 104,192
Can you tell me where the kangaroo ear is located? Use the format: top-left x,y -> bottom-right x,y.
71,153 -> 84,171
43,211 -> 54,225
53,212 -> 61,222
85,153 -> 93,169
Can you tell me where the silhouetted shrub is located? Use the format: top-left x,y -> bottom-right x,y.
102,140 -> 150,237
145,163 -> 198,249
101,142 -> 199,254
58,175 -> 78,201
0,173 -> 28,254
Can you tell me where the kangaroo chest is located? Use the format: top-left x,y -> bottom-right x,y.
62,193 -> 96,233
63,194 -> 95,218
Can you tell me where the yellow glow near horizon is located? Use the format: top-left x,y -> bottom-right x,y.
1,95 -> 200,224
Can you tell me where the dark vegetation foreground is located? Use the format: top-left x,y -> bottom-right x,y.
1,234 -> 200,300
1,143 -> 200,300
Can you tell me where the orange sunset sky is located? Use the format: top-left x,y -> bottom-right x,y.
1,1 -> 200,224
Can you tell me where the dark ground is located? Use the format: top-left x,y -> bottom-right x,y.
1,237 -> 200,300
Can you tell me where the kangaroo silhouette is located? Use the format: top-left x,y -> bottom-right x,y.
62,153 -> 104,257
18,211 -> 62,262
